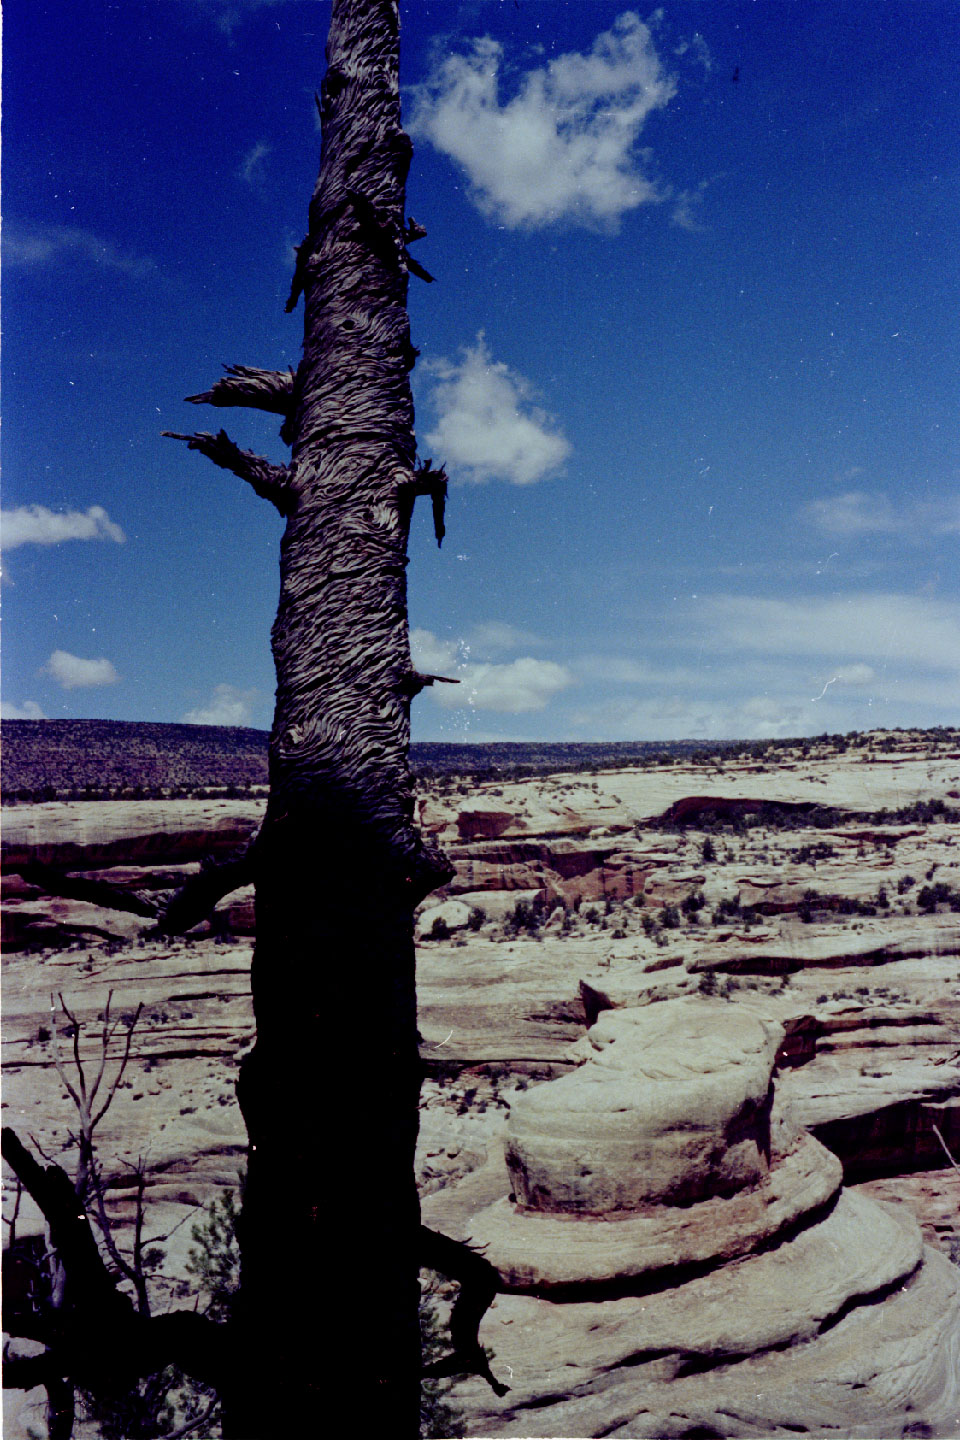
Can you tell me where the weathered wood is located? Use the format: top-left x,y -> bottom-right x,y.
162,429 -> 294,515
186,363 -> 295,418
0,1128 -> 225,1392
221,3 -> 452,1434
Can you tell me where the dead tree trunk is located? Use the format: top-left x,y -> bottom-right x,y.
1,5 -> 505,1429
170,2 -> 450,1432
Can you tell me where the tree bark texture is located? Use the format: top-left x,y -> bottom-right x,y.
218,3 -> 450,1433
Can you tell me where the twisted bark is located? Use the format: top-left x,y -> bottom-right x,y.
219,4 -> 452,1433
162,429 -> 294,515
186,363 -> 295,416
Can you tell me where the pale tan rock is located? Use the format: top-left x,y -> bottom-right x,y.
216,884 -> 256,935
456,800 -> 520,841
467,1133 -> 841,1292
2,896 -> 146,949
472,1189 -> 921,1387
415,899 -> 474,940
459,1243 -> 960,1438
503,999 -> 782,1212
2,799 -> 263,869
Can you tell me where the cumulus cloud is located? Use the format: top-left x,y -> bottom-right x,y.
3,224 -> 155,278
0,700 -> 46,719
423,336 -> 570,485
44,651 -> 119,690
408,12 -> 676,229
453,657 -> 572,713
410,628 -> 571,713
240,140 -> 271,183
1,505 -> 126,551
182,683 -> 257,727
803,490 -> 960,538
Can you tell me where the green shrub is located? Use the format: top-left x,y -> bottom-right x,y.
186,1187 -> 241,1322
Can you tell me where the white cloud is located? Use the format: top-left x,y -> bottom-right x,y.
671,179 -> 712,232
462,621 -> 539,658
181,0 -> 288,36
408,12 -> 676,229
687,593 -> 960,673
0,700 -> 46,719
423,336 -> 570,485
1,504 -> 126,551
803,490 -> 960,538
831,663 -> 877,686
3,224 -> 155,278
44,651 -> 119,690
182,683 -> 257,727
410,628 -> 458,676
451,657 -> 572,713
673,33 -> 712,72
411,628 -> 571,713
240,140 -> 272,183
802,491 -> 898,536
569,691 -> 809,742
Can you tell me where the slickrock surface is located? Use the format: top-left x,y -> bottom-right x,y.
1,798 -> 262,870
440,994 -> 960,1437
3,730 -> 960,1437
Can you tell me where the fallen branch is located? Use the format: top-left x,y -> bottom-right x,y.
15,864 -> 159,919
931,1122 -> 960,1175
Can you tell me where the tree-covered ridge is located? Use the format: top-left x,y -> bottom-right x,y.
5,719 -> 959,802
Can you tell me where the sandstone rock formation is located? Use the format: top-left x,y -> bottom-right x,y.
433,996 -> 960,1437
4,734 -> 960,1437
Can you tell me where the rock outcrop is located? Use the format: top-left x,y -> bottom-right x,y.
428,996 -> 960,1437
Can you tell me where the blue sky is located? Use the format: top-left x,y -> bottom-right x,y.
3,0 -> 958,741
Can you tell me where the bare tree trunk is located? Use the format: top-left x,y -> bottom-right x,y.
209,3 -> 450,1432
4,5 -> 487,1428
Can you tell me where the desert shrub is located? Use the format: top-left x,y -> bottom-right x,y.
467,905 -> 486,931
680,890 -> 706,917
917,882 -> 956,913
701,837 -> 717,862
712,896 -> 747,925
506,897 -> 546,935
429,915 -> 451,941
795,841 -> 836,865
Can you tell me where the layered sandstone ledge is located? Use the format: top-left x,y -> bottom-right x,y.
432,996 -> 960,1438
